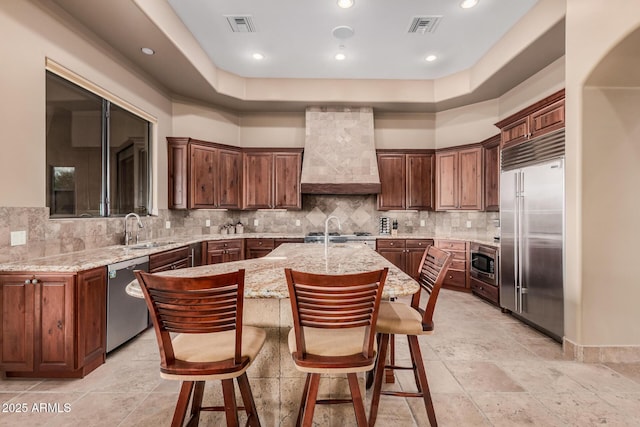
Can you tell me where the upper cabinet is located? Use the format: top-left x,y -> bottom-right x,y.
377,150 -> 435,211
495,89 -> 565,149
167,138 -> 242,210
482,135 -> 501,212
435,146 -> 483,211
243,149 -> 303,210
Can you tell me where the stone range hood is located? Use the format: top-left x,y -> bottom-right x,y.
300,107 -> 381,194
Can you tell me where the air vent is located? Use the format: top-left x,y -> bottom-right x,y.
407,16 -> 442,34
225,15 -> 256,33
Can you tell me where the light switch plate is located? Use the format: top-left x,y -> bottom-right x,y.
466,221 -> 472,228
254,219 -> 259,226
295,219 -> 301,226
165,221 -> 171,229
420,220 -> 425,227
10,230 -> 26,246
205,220 -> 211,227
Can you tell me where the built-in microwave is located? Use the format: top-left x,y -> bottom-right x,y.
470,243 -> 498,286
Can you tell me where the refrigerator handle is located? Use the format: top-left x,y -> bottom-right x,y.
517,171 -> 525,313
513,172 -> 520,312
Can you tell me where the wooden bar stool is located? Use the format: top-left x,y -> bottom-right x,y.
284,267 -> 388,427
368,246 -> 452,427
135,269 -> 266,427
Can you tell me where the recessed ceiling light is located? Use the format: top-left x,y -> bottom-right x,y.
425,55 -> 437,62
460,0 -> 479,9
335,52 -> 346,61
337,0 -> 355,9
141,47 -> 155,55
252,53 -> 264,60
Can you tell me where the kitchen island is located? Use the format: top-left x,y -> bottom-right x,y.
129,243 -> 419,426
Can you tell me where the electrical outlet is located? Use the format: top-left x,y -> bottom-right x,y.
420,220 -> 425,227
10,230 -> 26,246
295,219 -> 301,226
466,221 -> 472,228
205,219 -> 211,227
165,221 -> 171,229
253,219 -> 259,226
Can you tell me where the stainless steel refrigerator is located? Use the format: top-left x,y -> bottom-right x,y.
500,130 -> 564,341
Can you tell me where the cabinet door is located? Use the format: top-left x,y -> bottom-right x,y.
218,148 -> 242,209
0,275 -> 35,372
376,240 -> 406,271
245,238 -> 275,259
531,99 -> 565,138
76,267 -> 106,370
273,153 -> 302,209
501,116 -> 530,148
406,154 -> 434,210
167,138 -> 189,209
206,248 -> 226,265
225,247 -> 243,263
483,143 -> 500,212
405,240 -> 433,280
377,154 -> 406,210
458,147 -> 483,210
435,151 -> 458,210
190,143 -> 218,209
36,275 -> 75,372
243,152 -> 273,209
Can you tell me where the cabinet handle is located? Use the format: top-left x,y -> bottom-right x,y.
390,242 -> 394,246
258,242 -> 262,245
31,279 -> 38,284
57,320 -> 63,330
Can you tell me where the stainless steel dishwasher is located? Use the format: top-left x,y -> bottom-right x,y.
106,256 -> 150,353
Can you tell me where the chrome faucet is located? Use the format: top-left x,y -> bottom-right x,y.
123,212 -> 144,245
324,215 -> 342,257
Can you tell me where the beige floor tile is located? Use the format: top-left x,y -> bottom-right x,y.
535,391 -> 637,426
605,362 -> 640,384
552,362 -> 640,393
445,361 -> 525,393
472,392 -> 566,426
496,361 -> 589,393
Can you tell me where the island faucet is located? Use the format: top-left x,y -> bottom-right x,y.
123,212 -> 144,245
324,215 -> 342,257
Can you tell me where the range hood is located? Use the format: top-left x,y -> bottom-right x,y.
300,107 -> 381,194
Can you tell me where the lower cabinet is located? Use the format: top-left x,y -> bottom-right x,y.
435,240 -> 469,291
205,240 -> 244,264
245,238 -> 275,259
149,246 -> 191,272
0,267 -> 106,378
376,239 -> 433,280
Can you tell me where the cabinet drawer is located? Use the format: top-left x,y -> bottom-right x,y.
376,239 -> 406,249
449,259 -> 467,271
470,277 -> 499,305
406,239 -> 433,249
436,240 -> 466,251
245,238 -> 275,250
443,269 -> 466,288
149,246 -> 189,271
206,239 -> 243,251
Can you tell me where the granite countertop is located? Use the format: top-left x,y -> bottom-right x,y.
0,232 -> 498,273
126,243 -> 419,299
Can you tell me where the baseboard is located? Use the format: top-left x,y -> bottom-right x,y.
563,338 -> 640,363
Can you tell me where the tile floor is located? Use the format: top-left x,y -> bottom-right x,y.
1,289 -> 640,426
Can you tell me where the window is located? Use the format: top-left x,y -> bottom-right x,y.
46,71 -> 151,217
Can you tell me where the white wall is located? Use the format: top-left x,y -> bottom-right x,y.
565,0 -> 640,346
172,100 -> 240,146
374,113 -> 436,149
0,1 -> 173,209
435,99 -> 500,148
239,113 -> 305,148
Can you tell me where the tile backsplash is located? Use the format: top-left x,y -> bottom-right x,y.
0,197 -> 499,264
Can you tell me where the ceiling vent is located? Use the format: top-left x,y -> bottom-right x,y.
225,15 -> 256,33
407,16 -> 442,34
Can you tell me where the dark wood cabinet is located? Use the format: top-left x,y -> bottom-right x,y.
482,135 -> 500,212
205,240 -> 244,265
376,239 -> 433,280
435,146 -> 483,211
245,238 -> 275,259
0,267 -> 106,378
495,89 -> 565,148
377,151 -> 434,211
149,246 -> 191,273
243,149 -> 302,210
435,240 -> 469,291
167,137 -> 242,210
